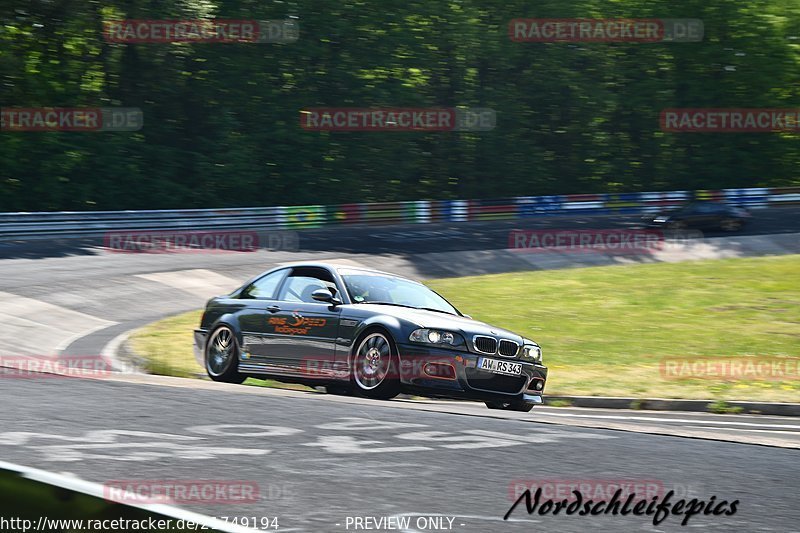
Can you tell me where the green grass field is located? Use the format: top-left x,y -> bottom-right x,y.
129,254 -> 800,402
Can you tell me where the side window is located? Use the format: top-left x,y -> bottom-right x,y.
278,268 -> 338,303
240,270 -> 286,300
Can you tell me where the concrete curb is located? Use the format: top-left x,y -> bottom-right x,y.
545,395 -> 800,416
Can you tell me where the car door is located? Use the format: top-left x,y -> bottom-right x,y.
264,266 -> 342,377
235,268 -> 288,366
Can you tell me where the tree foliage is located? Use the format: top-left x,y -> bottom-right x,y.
1,0 -> 798,211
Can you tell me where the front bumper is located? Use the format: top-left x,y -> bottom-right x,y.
396,343 -> 547,403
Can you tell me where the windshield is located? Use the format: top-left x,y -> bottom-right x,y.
341,272 -> 459,315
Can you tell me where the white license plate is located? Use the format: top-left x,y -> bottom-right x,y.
477,357 -> 522,376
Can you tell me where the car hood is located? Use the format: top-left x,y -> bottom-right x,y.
350,304 -> 526,342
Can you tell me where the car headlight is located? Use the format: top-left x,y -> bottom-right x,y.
409,328 -> 463,347
521,344 -> 543,364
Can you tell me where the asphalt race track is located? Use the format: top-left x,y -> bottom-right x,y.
0,213 -> 799,532
1,376 -> 798,532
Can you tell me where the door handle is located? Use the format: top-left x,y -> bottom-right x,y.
267,305 -> 281,313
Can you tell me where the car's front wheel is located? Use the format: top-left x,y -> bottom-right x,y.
351,330 -> 400,400
205,325 -> 246,384
485,399 -> 534,412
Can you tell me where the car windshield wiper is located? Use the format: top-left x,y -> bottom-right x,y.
357,301 -> 457,316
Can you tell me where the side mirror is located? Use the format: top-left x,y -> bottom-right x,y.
311,288 -> 341,305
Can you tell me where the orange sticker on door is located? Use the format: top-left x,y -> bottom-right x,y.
269,312 -> 327,335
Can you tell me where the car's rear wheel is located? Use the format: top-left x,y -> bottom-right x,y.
351,330 -> 400,400
205,325 -> 246,383
485,399 -> 534,412
720,218 -> 743,231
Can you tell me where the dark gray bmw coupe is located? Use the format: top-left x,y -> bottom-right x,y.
194,262 -> 547,411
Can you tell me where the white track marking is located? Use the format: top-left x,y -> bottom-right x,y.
135,269 -> 239,299
395,431 -> 528,449
534,412 -> 800,430
33,442 -> 270,462
100,328 -> 142,373
0,429 -> 269,462
0,430 -> 203,445
315,417 -> 428,431
692,426 -> 800,435
188,424 -> 303,437
281,257 -> 366,268
301,435 -> 433,454
463,429 -> 616,441
0,291 -> 116,356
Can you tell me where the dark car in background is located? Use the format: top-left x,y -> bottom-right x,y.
643,201 -> 752,231
194,262 -> 547,412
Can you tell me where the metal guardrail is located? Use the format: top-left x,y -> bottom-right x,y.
0,186 -> 798,241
